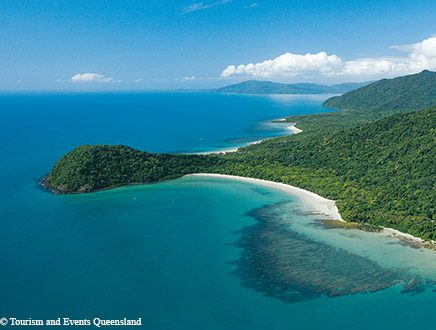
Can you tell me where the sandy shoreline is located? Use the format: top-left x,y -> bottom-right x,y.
195,139 -> 263,155
187,173 -> 343,221
382,227 -> 426,245
188,117 -> 428,247
287,124 -> 303,134
196,120 -> 302,155
186,173 -> 429,247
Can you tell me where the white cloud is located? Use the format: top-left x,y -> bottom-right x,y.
390,36 -> 436,72
70,73 -> 113,83
182,75 -> 197,81
221,52 -> 342,78
183,0 -> 231,14
221,36 -> 436,80
134,78 -> 143,83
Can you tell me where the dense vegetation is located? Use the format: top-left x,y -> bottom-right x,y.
43,145 -> 222,193
216,80 -> 368,94
44,71 -> 436,240
280,70 -> 436,134
220,108 -> 435,239
324,70 -> 436,112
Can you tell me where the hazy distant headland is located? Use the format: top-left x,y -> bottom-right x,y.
214,80 -> 370,94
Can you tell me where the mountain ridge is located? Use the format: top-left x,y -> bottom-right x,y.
324,70 -> 436,112
216,80 -> 369,94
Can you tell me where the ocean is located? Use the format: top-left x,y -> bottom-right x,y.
1,92 -> 435,329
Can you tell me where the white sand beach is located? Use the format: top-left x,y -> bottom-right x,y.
187,173 -> 343,220
196,121 -> 302,155
187,173 -> 430,247
195,139 -> 263,155
273,118 -> 302,133
189,117 -> 429,247
382,227 -> 426,245
286,123 -> 303,134
195,147 -> 240,155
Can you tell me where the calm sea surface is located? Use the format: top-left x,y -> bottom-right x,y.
0,92 -> 435,329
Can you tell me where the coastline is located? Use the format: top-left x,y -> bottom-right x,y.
382,227 -> 427,246
187,173 -> 343,221
186,173 -> 429,247
196,120 -> 302,155
274,118 -> 303,134
194,139 -> 263,155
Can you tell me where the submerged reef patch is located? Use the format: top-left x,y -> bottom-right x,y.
229,202 -> 429,303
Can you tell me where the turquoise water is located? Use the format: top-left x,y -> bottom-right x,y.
1,93 -> 435,329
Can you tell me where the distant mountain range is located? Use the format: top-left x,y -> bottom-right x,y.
215,80 -> 370,94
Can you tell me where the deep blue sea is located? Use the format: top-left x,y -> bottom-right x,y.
1,92 -> 435,330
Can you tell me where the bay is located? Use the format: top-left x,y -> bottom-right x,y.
1,92 -> 435,330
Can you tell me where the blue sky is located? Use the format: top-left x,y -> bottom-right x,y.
1,0 -> 435,90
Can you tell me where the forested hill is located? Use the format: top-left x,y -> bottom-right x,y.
216,80 -> 368,94
43,107 -> 436,239
43,70 -> 436,240
324,70 -> 436,112
43,145 -> 219,194
227,108 -> 436,239
279,70 -> 436,134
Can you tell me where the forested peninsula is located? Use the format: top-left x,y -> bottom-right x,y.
43,70 -> 436,240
